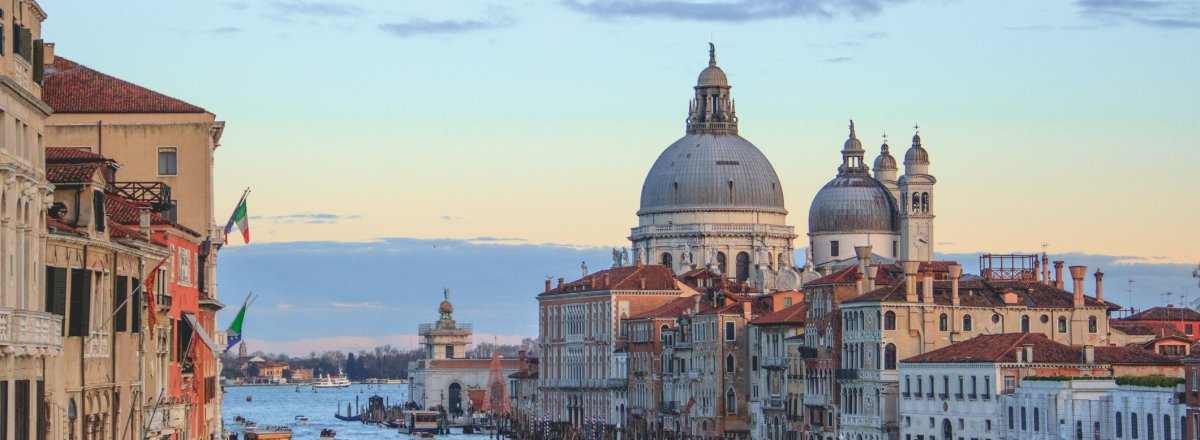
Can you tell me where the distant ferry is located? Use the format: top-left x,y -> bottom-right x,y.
312,374 -> 352,388
364,378 -> 408,385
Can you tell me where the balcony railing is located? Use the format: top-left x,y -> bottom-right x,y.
0,309 -> 64,355
764,396 -> 785,410
797,347 -> 819,359
802,393 -> 828,407
938,392 -> 948,399
954,393 -> 964,400
836,369 -> 859,381
763,356 -> 788,369
606,378 -> 627,388
661,401 -> 678,413
968,393 -> 977,400
418,323 -> 473,335
110,182 -> 173,212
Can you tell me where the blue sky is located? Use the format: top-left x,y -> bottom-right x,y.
39,0 -> 1200,353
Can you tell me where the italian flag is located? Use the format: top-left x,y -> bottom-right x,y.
224,190 -> 249,244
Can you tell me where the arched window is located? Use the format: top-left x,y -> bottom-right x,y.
911,192 -> 920,213
921,192 -> 929,213
1163,414 -> 1171,440
1132,413 -> 1139,438
1147,414 -> 1154,440
992,313 -> 1002,324
1008,406 -> 1015,430
1021,407 -> 1027,430
963,314 -> 973,332
1058,316 -> 1068,333
661,252 -> 673,269
1034,408 -> 1040,431
735,252 -> 750,282
1116,412 -> 1123,438
777,252 -> 786,269
939,313 -> 948,332
883,311 -> 896,330
716,252 -> 727,276
725,388 -> 736,414
884,344 -> 897,370
1089,316 -> 1098,333
1021,315 -> 1030,333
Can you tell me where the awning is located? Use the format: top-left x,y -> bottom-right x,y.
183,313 -> 221,354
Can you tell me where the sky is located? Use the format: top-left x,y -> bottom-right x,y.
39,0 -> 1200,354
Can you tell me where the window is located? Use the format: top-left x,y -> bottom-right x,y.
725,321 -> 735,341
725,354 -> 735,373
939,313 -> 948,332
178,248 -> 192,285
1040,314 -> 1049,323
1021,407 -> 1027,430
725,388 -> 736,414
1003,375 -> 1016,394
962,314 -> 972,332
992,313 -> 1001,324
904,376 -> 911,398
970,376 -> 977,398
1058,316 -> 1068,333
736,252 -> 750,282
158,148 -> 178,175
831,240 -> 840,258
1034,408 -> 1040,431
892,240 -> 898,258
884,343 -> 897,370
661,252 -> 673,269
884,311 -> 896,330
1116,413 -> 1123,438
1021,315 -> 1030,333
983,376 -> 991,399
445,345 -> 454,358
784,297 -> 792,307
1187,324 -> 1194,335
1008,406 -> 1014,430
1163,414 -> 1171,440
1147,414 -> 1154,440
1132,412 -> 1139,439
1089,316 -> 1098,333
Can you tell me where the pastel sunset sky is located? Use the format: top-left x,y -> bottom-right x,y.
40,0 -> 1199,353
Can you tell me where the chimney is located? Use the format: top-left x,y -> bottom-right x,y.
693,294 -> 701,314
603,272 -> 611,287
44,42 -> 55,64
557,278 -> 565,290
902,261 -> 921,303
1020,344 -> 1033,364
1094,269 -> 1105,303
922,270 -> 934,304
1083,345 -> 1095,364
949,264 -> 962,306
742,301 -> 752,321
864,266 -> 879,293
639,278 -> 647,290
1053,261 -> 1065,289
1041,253 -> 1051,285
518,350 -> 527,364
545,279 -> 552,294
855,246 -> 872,295
1069,265 -> 1087,308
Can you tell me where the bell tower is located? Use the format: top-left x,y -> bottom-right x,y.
899,126 -> 936,261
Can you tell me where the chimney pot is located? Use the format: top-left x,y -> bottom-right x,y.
902,261 -> 921,303
557,278 -> 565,290
1041,254 -> 1051,285
1069,265 -> 1087,308
865,266 -> 879,292
1083,345 -> 1095,364
742,301 -> 751,321
1094,269 -> 1105,303
949,264 -> 962,306
922,271 -> 934,303
1053,261 -> 1065,289
44,42 -> 55,64
545,279 -> 552,294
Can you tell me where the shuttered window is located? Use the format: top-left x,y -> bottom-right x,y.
15,380 -> 29,440
36,381 -> 44,440
1,380 -> 7,440
115,276 -> 129,332
32,39 -> 43,84
44,267 -> 67,317
92,190 -> 106,232
131,278 -> 142,333
68,269 -> 92,337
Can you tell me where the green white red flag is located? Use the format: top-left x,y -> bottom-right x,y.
224,190 -> 249,244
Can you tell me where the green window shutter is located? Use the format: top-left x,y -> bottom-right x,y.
131,278 -> 142,333
68,269 -> 92,337
93,190 -> 106,233
11,25 -> 19,58
19,26 -> 31,61
44,267 -> 67,316
115,276 -> 129,332
32,39 -> 43,84
0,24 -> 6,56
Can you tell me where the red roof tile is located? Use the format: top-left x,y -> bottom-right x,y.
46,162 -> 100,184
902,333 -> 1179,366
750,302 -> 806,326
429,359 -> 522,369
43,56 -> 206,114
104,193 -> 169,226
47,219 -> 86,237
1111,321 -> 1185,338
629,296 -> 698,320
541,265 -> 678,295
46,147 -> 108,162
1123,306 -> 1200,322
843,278 -> 1115,310
807,263 -> 904,287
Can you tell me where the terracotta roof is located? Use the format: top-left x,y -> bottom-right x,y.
1110,321 -> 1185,338
104,193 -> 169,225
694,294 -> 771,316
47,219 -> 86,237
629,296 -> 698,320
901,333 -> 1179,366
427,359 -> 522,370
46,162 -> 100,184
1124,306 -> 1200,322
750,302 -> 806,326
43,56 -> 206,114
46,147 -> 108,163
541,265 -> 678,295
806,263 -> 903,287
842,278 -> 1115,310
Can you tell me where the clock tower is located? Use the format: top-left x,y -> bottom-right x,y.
899,127 -> 936,261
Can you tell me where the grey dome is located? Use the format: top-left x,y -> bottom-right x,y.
874,143 -> 897,171
808,175 -> 899,234
698,65 -> 728,87
905,134 -> 929,164
639,134 -> 785,215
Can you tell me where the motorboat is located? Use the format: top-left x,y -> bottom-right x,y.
244,426 -> 292,440
312,374 -> 351,388
294,416 -> 309,425
319,428 -> 336,439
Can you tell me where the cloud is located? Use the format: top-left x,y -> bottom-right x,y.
439,215 -> 461,221
562,0 -> 909,22
245,333 -> 529,355
251,213 -> 362,225
276,302 -> 294,309
266,0 -> 364,17
379,14 -> 514,38
330,301 -> 378,308
208,26 -> 243,34
1076,0 -> 1200,29
825,56 -> 853,63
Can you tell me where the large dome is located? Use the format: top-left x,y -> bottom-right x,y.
639,134 -> 786,215
808,174 -> 898,234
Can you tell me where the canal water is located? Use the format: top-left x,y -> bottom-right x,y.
223,384 -> 489,439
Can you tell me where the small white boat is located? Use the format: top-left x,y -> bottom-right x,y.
312,371 -> 352,389
294,416 -> 310,425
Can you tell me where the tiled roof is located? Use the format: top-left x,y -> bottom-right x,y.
901,333 -> 1179,366
694,294 -> 771,316
104,193 -> 169,225
842,278 -> 1115,310
43,56 -> 206,114
1110,321 -> 1184,338
751,302 -> 806,326
47,219 -> 86,237
428,359 -> 522,370
46,147 -> 107,163
1124,306 -> 1200,322
46,163 -> 100,184
806,263 -> 904,287
629,296 -> 698,320
541,265 -> 678,295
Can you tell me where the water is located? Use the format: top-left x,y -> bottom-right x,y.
223,384 -> 487,439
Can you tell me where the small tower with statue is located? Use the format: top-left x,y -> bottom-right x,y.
419,288 -> 473,360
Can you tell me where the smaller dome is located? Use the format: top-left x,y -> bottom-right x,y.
905,132 -> 929,164
439,300 -> 453,314
874,143 -> 897,171
698,65 -> 728,87
843,136 -> 862,151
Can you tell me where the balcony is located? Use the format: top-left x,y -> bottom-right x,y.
631,406 -> 644,417
968,393 -> 977,400
901,392 -> 910,398
938,392 -> 948,399
802,393 -> 828,407
836,369 -> 859,381
661,401 -> 678,413
797,347 -> 819,359
110,181 -> 173,212
762,356 -> 788,370
688,371 -> 701,381
764,396 -> 785,410
145,403 -> 187,434
954,393 -> 964,400
0,309 -> 64,356
606,378 -> 627,388
842,415 -> 881,428
198,295 -> 224,312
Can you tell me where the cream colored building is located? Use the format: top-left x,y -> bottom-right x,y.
0,1 -> 59,439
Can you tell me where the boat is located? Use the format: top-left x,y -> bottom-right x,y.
334,402 -> 361,422
245,395 -> 253,402
233,416 -> 246,425
313,371 -> 352,388
319,428 -> 336,439
405,411 -> 440,434
244,426 -> 293,440
294,416 -> 309,425
244,421 -> 259,429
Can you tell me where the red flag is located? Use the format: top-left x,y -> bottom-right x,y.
143,256 -> 169,336
684,397 -> 696,414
